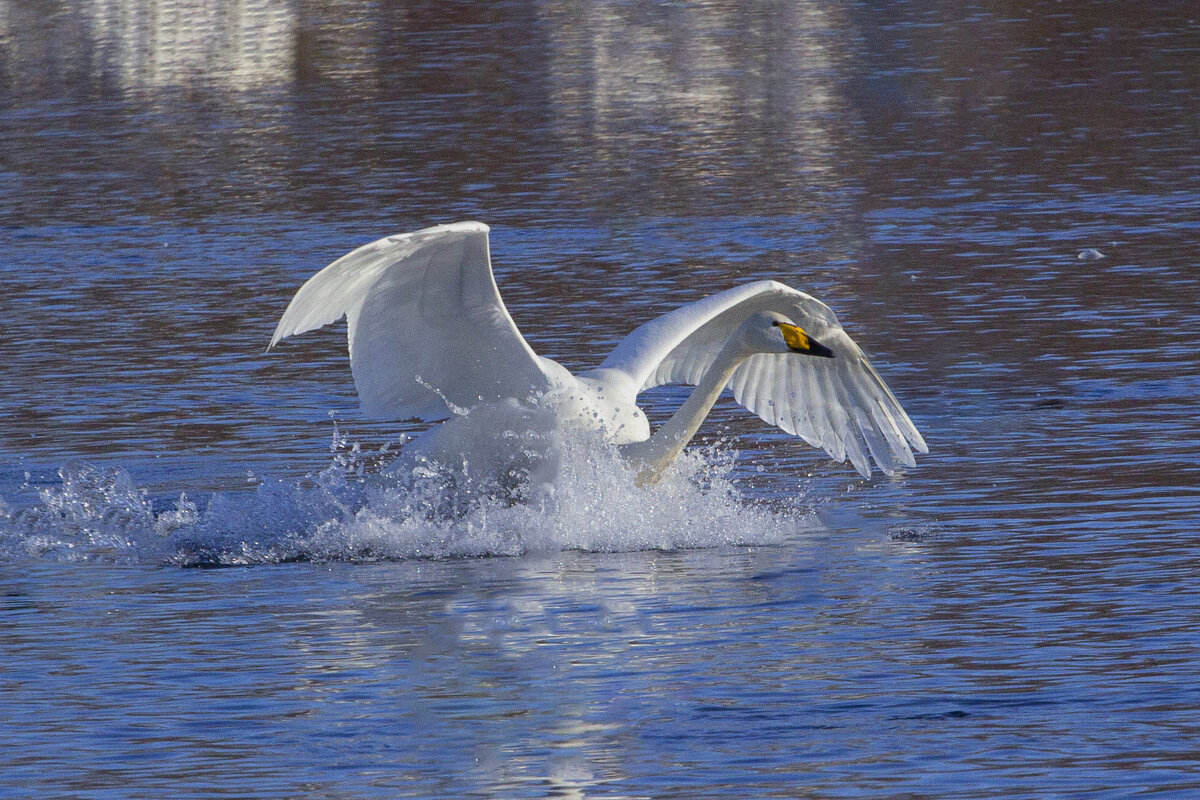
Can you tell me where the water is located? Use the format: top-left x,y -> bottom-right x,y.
2,1 -> 1199,796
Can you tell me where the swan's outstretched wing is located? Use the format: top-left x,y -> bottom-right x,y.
269,222 -> 555,420
600,281 -> 927,476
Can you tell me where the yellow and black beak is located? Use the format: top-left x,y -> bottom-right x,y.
776,321 -> 835,358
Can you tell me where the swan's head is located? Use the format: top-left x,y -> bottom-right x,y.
743,311 -> 835,358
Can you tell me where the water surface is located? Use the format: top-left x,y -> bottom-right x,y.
2,2 -> 1199,797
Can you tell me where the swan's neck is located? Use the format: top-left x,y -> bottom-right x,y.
620,338 -> 750,484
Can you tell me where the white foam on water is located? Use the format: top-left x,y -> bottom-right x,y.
0,427 -> 816,566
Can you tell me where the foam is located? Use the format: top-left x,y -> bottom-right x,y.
0,429 -> 815,566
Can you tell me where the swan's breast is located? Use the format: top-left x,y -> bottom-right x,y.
546,370 -> 650,445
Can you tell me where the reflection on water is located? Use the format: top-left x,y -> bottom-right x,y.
542,1 -> 850,204
2,1 -> 1200,797
0,0 -> 859,223
0,0 -> 371,92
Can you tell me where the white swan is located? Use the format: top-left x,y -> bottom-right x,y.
269,222 -> 926,482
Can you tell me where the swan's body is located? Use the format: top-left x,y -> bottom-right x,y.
269,222 -> 926,482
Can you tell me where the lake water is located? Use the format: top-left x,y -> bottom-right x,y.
2,1 -> 1199,797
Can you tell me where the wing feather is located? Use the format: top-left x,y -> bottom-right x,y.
600,280 -> 927,476
813,365 -> 845,461
770,363 -> 793,435
786,369 -> 819,448
269,222 -> 555,420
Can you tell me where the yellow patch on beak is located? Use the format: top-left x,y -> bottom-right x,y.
778,322 -> 836,358
778,323 -> 813,351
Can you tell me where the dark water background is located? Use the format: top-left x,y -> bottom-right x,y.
2,2 -> 1199,797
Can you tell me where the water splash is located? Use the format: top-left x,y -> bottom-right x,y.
0,428 -> 814,566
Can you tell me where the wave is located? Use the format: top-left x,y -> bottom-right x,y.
0,429 -> 815,566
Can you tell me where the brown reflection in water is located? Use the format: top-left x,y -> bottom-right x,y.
0,0 -> 364,93
0,0 -> 858,222
538,1 -> 853,212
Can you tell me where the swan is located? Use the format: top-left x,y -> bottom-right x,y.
268,222 -> 926,483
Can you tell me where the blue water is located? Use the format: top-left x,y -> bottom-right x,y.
3,1 -> 1200,797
